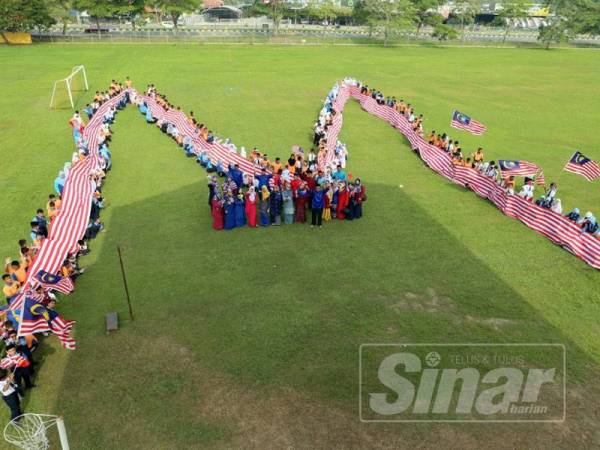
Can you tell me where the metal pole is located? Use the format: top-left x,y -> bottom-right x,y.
56,416 -> 70,450
116,245 -> 134,321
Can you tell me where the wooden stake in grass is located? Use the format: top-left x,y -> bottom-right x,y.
117,245 -> 134,321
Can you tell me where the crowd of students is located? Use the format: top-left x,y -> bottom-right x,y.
207,170 -> 366,230
0,80 -> 126,420
352,81 -> 600,240
131,81 -> 366,230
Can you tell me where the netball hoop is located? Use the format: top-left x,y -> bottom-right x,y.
3,414 -> 69,450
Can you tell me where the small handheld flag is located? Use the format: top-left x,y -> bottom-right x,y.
498,160 -> 545,185
563,151 -> 600,182
35,270 -> 74,294
451,110 -> 487,136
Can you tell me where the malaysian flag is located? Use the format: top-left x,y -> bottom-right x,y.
48,309 -> 76,350
498,160 -> 546,185
13,297 -> 52,337
451,110 -> 487,135
0,353 -> 28,369
563,151 -> 600,182
35,270 -> 74,294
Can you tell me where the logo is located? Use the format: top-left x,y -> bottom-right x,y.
359,344 -> 565,422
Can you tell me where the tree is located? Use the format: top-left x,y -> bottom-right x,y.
543,0 -> 600,37
156,0 -> 199,30
364,0 -> 415,47
432,22 -> 458,41
245,0 -> 286,35
113,0 -> 146,30
352,0 -> 377,36
0,0 -> 54,42
73,0 -> 117,29
537,15 -> 571,48
308,0 -> 348,28
453,0 -> 481,41
49,0 -> 75,35
409,0 -> 442,38
497,0 -> 528,44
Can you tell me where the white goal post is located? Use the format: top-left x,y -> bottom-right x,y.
49,65 -> 89,110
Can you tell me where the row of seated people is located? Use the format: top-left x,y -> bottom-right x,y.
0,81 -> 124,417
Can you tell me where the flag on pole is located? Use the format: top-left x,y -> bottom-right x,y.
34,270 -> 74,294
15,298 -> 52,335
563,151 -> 600,182
450,110 -> 487,135
498,160 -> 546,185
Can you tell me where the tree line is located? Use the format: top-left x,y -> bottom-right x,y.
0,0 -> 599,48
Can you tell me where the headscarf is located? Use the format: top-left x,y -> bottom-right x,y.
261,185 -> 270,200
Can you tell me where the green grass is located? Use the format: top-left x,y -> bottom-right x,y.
1,43 -> 600,448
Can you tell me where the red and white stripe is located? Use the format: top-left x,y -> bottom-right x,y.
0,354 -> 27,369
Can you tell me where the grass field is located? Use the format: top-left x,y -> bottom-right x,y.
1,43 -> 600,449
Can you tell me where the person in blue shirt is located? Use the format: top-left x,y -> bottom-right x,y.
564,208 -> 580,223
54,172 -> 66,195
311,185 -> 325,227
145,107 -> 156,124
215,160 -> 227,178
32,210 -> 48,237
197,151 -> 209,167
229,164 -> 244,189
332,165 -> 347,182
83,104 -> 94,119
255,168 -> 272,191
139,101 -> 147,114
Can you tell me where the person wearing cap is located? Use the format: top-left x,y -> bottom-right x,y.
0,369 -> 22,421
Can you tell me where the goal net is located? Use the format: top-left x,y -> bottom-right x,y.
4,414 -> 70,450
49,65 -> 89,110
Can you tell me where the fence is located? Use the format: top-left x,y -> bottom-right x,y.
29,24 -> 600,47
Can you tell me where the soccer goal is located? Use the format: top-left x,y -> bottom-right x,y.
49,65 -> 89,110
4,414 -> 69,450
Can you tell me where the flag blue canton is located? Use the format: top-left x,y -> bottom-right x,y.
499,160 -> 521,171
453,111 -> 471,125
571,151 -> 590,165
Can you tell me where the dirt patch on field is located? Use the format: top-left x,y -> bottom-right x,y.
116,333 -> 599,450
385,288 -> 518,331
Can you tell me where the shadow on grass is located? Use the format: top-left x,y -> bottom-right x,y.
48,177 -> 599,447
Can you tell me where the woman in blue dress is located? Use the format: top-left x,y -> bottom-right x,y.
234,193 -> 247,227
223,192 -> 236,230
